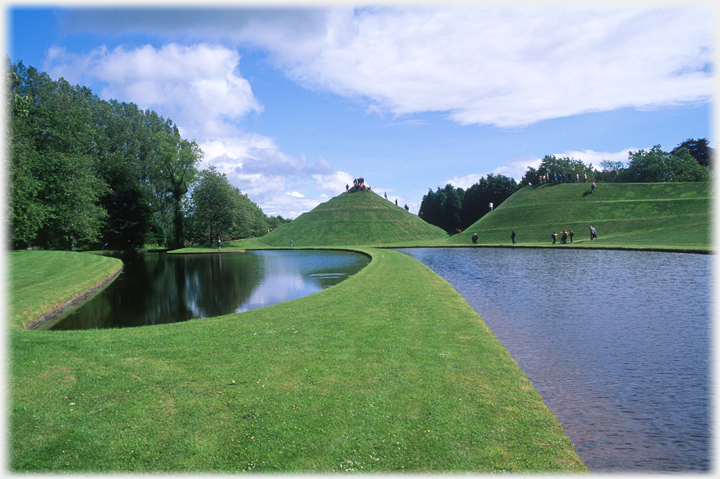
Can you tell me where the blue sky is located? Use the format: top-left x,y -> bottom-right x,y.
7,5 -> 715,218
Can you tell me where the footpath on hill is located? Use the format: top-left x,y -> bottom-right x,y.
9,248 -> 586,472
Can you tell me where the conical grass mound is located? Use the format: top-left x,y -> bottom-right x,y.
449,182 -> 711,250
258,189 -> 449,247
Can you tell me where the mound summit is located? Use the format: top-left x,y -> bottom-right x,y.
258,189 -> 448,247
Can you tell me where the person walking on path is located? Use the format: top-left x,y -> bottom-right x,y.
511,230 -> 517,244
472,232 -> 478,245
552,232 -> 557,244
569,229 -> 574,243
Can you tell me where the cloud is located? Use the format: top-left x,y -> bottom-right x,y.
46,43 -> 262,140
235,7 -> 712,128
556,148 -> 637,168
55,7 -> 712,129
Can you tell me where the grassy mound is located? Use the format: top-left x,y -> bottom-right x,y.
451,182 -> 711,250
257,189 -> 449,247
9,249 -> 586,472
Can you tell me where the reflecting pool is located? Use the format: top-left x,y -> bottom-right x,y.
53,250 -> 370,330
400,247 -> 710,473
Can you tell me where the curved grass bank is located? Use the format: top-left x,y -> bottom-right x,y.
8,250 -> 123,330
450,182 -> 712,252
9,249 -> 586,473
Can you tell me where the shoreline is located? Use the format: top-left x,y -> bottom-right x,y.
25,262 -> 123,330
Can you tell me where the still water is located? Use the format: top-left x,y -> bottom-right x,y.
53,250 -> 370,330
401,247 -> 711,473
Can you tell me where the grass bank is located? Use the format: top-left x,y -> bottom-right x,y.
450,182 -> 712,251
9,249 -> 586,473
8,250 -> 123,329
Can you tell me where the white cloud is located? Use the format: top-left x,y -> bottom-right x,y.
556,148 -> 637,168
46,43 -> 262,140
236,7 -> 712,128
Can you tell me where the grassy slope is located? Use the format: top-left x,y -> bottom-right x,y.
449,182 -> 711,250
8,251 -> 123,329
9,250 -> 586,473
257,189 -> 449,247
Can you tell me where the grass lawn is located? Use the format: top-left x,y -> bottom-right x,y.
9,249 -> 587,473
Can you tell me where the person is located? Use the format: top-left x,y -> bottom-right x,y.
291,239 -> 293,247
511,230 -> 516,244
561,229 -> 567,244
346,184 -> 349,191
552,232 -> 557,244
589,226 -> 596,240
591,181 -> 596,194
472,232 -> 478,245
569,229 -> 574,243
489,202 -> 493,211
404,204 -> 409,211
584,173 -> 588,183
218,237 -> 221,250
395,199 -> 398,206
384,192 -> 387,199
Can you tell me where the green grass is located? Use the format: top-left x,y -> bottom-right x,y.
256,189 -> 449,247
450,182 -> 712,251
9,249 -> 586,473
8,250 -> 123,329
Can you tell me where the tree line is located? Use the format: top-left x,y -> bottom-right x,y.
419,174 -> 521,234
419,139 -> 711,234
7,60 -> 289,251
522,139 -> 712,186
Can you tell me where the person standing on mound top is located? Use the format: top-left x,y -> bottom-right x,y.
511,230 -> 516,244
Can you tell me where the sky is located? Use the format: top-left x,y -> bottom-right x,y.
5,2 -> 716,219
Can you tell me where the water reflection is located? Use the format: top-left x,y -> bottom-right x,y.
53,250 -> 369,330
400,247 -> 710,473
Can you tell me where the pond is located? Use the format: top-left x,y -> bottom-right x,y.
52,250 -> 370,330
399,247 -> 710,473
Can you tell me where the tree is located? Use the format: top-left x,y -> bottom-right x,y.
419,184 -> 464,233
10,64 -> 108,250
665,147 -> 710,182
150,121 -> 202,249
190,166 -> 237,245
671,138 -> 714,168
461,174 -> 520,229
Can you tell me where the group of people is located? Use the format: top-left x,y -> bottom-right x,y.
551,229 -> 574,244
551,226 -> 597,244
346,177 -> 370,191
538,173 -> 589,184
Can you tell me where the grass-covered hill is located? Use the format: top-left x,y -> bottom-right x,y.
449,182 -> 711,250
257,189 -> 449,247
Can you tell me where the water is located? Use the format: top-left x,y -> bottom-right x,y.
53,250 -> 370,330
400,247 -> 711,472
